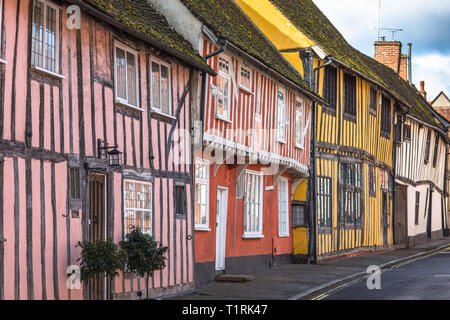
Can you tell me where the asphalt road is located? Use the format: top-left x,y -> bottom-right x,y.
316,249 -> 450,300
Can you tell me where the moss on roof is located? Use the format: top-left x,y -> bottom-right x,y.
179,0 -> 318,96
79,0 -> 211,72
270,0 -> 443,129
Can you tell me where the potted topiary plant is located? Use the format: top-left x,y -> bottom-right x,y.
77,239 -> 128,299
120,227 -> 168,300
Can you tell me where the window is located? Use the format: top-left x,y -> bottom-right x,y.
415,191 -> 420,225
0,0 -> 3,54
370,87 -> 377,115
369,165 -> 376,197
292,201 -> 308,227
151,59 -> 172,115
216,57 -> 230,119
424,129 -> 431,164
403,124 -> 412,141
278,178 -> 289,237
31,0 -> 60,74
295,100 -> 304,148
243,171 -> 263,237
174,184 -> 186,217
339,163 -> 362,225
432,135 -> 440,167
114,43 -> 139,108
277,90 -> 287,142
381,95 -> 391,136
317,176 -> 332,228
323,66 -> 337,111
195,159 -> 209,230
344,73 -> 357,118
124,180 -> 152,235
240,66 -> 252,91
70,168 -> 80,199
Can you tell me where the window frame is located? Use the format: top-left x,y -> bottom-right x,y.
424,129 -> 431,164
239,64 -> 253,93
369,165 -> 376,198
323,66 -> 337,112
30,0 -> 61,75
403,124 -> 412,142
276,87 -> 287,144
415,191 -> 420,225
243,170 -> 264,238
114,42 -> 140,110
432,134 -> 440,167
380,95 -> 392,137
194,158 -> 210,231
123,179 -> 153,237
174,183 -> 187,218
278,177 -> 290,237
339,162 -> 362,226
215,55 -> 231,121
369,87 -> 378,116
150,56 -> 173,117
343,73 -> 357,120
317,176 -> 332,229
294,99 -> 305,149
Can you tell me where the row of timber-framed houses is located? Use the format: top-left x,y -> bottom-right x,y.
235,0 -> 449,260
0,0 -> 215,300
148,0 -> 325,285
0,0 -> 448,300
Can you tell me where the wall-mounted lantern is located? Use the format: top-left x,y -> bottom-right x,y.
97,139 -> 123,167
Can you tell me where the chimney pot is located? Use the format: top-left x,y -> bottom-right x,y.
420,81 -> 425,91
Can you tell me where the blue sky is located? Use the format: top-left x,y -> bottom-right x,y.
313,0 -> 450,101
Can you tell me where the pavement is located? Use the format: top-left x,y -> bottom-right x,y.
167,238 -> 450,300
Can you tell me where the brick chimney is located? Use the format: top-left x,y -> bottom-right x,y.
420,81 -> 427,100
374,41 -> 408,81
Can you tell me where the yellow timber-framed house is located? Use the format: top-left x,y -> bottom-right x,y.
236,0 -> 448,261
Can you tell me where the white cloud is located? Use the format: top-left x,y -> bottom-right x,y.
413,53 -> 450,100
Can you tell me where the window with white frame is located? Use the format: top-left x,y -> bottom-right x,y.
216,57 -> 230,119
295,100 -> 304,148
240,65 -> 252,91
151,58 -> 172,115
194,158 -> 209,230
124,179 -> 152,236
278,178 -> 289,237
114,43 -> 139,108
277,90 -> 287,142
243,170 -> 263,237
31,0 -> 60,74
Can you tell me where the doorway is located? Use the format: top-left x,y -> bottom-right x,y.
394,186 -> 408,247
215,187 -> 228,271
88,173 -> 107,300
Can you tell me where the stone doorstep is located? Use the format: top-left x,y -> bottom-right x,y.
215,274 -> 254,282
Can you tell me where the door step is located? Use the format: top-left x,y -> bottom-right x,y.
215,274 -> 254,282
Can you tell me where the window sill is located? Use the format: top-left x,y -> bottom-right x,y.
31,66 -> 65,80
380,132 -> 391,139
369,109 -> 377,117
195,226 -> 211,232
151,109 -> 176,121
215,114 -> 232,123
278,233 -> 290,238
343,113 -> 357,123
115,100 -> 144,112
242,233 -> 264,239
239,85 -> 254,95
277,138 -> 287,145
295,143 -> 304,150
0,58 -> 7,65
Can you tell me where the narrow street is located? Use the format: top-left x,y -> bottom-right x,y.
317,248 -> 450,300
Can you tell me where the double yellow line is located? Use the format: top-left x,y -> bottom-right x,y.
311,293 -> 329,300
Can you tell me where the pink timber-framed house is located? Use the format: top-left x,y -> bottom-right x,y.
0,0 -> 213,299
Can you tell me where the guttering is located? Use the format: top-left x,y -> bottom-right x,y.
308,56 -> 333,264
66,0 -> 215,76
225,41 -> 326,105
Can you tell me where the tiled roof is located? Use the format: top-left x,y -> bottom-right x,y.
71,0 -> 213,73
270,0 -> 445,130
179,0 -> 320,97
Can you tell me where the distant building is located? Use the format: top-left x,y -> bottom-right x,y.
431,91 -> 450,122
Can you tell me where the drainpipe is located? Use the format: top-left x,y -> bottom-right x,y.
308,57 -> 333,264
199,39 -> 227,145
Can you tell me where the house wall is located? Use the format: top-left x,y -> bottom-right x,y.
0,0 -> 195,299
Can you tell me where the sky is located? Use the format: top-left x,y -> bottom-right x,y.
312,0 -> 450,101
